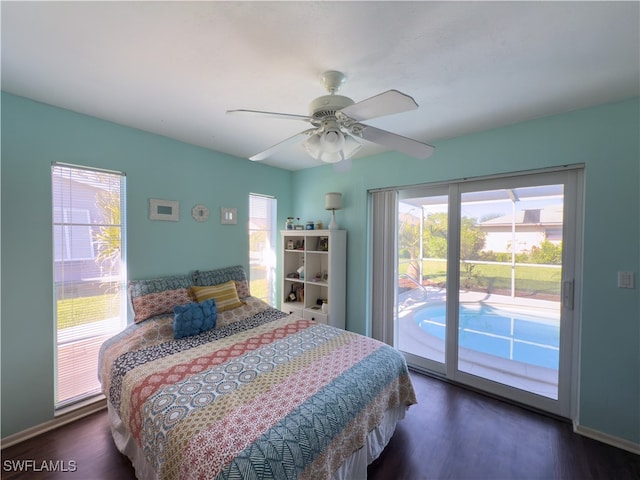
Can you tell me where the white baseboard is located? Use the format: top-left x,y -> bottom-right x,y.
574,422 -> 640,455
1,397 -> 107,449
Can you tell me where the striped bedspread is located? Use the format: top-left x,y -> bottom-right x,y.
99,299 -> 417,480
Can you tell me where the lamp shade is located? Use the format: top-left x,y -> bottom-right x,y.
303,134 -> 321,159
342,135 -> 363,159
325,192 -> 342,211
319,151 -> 342,164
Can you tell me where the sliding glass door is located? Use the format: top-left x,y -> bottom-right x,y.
393,169 -> 582,417
397,188 -> 449,370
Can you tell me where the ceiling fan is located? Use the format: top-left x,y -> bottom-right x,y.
227,71 -> 435,165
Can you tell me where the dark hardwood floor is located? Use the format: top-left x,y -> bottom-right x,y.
2,371 -> 638,479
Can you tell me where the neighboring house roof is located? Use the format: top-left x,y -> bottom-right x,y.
478,205 -> 563,227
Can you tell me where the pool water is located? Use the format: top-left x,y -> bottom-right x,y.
414,304 -> 560,369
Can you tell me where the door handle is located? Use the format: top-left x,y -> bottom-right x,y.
562,280 -> 574,310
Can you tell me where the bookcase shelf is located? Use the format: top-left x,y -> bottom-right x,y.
280,230 -> 346,329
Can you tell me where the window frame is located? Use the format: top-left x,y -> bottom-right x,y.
248,193 -> 277,306
51,162 -> 127,410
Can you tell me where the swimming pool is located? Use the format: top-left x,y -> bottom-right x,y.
414,303 -> 560,369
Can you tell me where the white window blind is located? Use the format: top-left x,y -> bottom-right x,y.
249,193 -> 277,306
52,163 -> 126,409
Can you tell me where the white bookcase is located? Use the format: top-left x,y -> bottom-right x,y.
280,230 -> 347,329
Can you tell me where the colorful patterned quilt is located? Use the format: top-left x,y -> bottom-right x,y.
99,298 -> 417,480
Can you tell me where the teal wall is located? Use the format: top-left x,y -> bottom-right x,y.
291,98 -> 640,446
2,92 -> 638,448
1,93 -> 292,437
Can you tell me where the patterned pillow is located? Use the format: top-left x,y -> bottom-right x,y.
190,281 -> 245,312
173,299 -> 217,339
132,288 -> 193,323
235,280 -> 251,299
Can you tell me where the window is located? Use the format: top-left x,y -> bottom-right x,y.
53,209 -> 94,261
248,194 -> 276,306
52,163 -> 126,409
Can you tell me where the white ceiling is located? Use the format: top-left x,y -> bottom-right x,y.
2,1 -> 638,171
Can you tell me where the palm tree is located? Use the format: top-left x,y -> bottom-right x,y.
93,188 -> 121,289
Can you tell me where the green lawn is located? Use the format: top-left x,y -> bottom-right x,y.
401,259 -> 561,298
470,262 -> 561,296
56,294 -> 120,330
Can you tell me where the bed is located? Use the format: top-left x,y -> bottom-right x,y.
98,265 -> 416,480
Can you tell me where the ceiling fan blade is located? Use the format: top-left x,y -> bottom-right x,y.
227,109 -> 314,123
339,90 -> 418,121
249,128 -> 317,161
354,124 -> 435,159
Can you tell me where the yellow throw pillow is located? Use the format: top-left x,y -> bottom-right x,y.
190,281 -> 245,312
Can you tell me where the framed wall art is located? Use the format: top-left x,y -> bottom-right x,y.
191,204 -> 210,222
149,198 -> 179,221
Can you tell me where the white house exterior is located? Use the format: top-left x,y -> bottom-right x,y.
477,205 -> 563,254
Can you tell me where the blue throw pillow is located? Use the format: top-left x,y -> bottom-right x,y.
173,299 -> 217,339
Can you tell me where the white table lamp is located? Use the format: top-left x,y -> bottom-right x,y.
325,192 -> 342,230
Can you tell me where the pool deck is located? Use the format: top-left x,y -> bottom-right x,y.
397,288 -> 560,399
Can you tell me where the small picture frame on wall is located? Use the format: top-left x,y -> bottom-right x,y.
149,198 -> 179,221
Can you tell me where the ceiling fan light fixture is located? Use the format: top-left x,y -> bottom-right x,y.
303,131 -> 362,164
303,133 -> 321,158
342,135 -> 362,158
320,129 -> 345,153
319,150 -> 343,164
